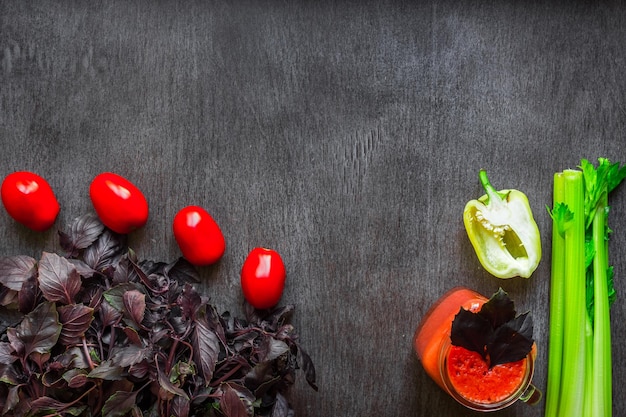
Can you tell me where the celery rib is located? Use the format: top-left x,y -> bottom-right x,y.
591,193 -> 611,417
557,169 -> 586,417
546,159 -> 623,417
544,173 -> 565,417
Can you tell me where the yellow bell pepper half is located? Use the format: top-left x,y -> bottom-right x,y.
463,170 -> 541,279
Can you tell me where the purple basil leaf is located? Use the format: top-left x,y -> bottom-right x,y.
42,365 -> 65,388
128,256 -> 166,294
112,254 -> 132,284
3,384 -> 20,415
62,368 -> 89,388
83,285 -> 103,310
136,258 -> 166,276
178,284 -> 203,320
165,257 -> 200,283
219,383 -> 255,417
38,252 -> 82,305
0,286 -> 18,307
30,351 -> 51,371
297,344 -> 318,391
206,304 -> 228,347
488,312 -> 534,367
245,359 -> 274,384
450,307 -> 492,359
271,393 -> 295,417
128,360 -> 150,379
103,283 -> 139,312
65,346 -> 91,369
122,290 -> 146,327
0,255 -> 37,291
6,301 -> 61,359
30,396 -> 73,414
0,306 -> 23,334
0,363 -> 21,385
193,310 -> 220,384
259,336 -> 290,362
101,390 -> 139,417
123,326 -> 143,347
99,299 -> 123,327
67,259 -> 97,279
57,304 -> 95,345
59,213 -> 105,256
18,274 -> 39,314
477,288 -> 516,329
244,301 -> 261,324
266,305 -> 295,329
274,324 -> 295,341
109,345 -> 151,367
170,394 -> 190,417
83,230 -> 125,272
0,342 -> 16,365
87,360 -> 125,380
157,366 -> 189,400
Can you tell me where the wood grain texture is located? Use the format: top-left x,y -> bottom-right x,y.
2,1 -> 626,416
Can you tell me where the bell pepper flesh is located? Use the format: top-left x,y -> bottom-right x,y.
463,170 -> 541,279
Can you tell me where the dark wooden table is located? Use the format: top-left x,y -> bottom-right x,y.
2,1 -> 626,416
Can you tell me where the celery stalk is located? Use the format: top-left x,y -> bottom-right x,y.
546,158 -> 625,417
557,169 -> 586,417
591,193 -> 611,417
583,316 -> 594,417
544,173 -> 566,417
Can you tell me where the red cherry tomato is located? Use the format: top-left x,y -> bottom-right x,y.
241,247 -> 286,309
89,172 -> 149,234
1,171 -> 60,231
172,205 -> 225,266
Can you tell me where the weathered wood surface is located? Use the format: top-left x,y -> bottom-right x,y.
2,1 -> 626,416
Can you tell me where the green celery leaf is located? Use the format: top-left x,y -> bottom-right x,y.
607,160 -> 626,192
548,202 -> 574,237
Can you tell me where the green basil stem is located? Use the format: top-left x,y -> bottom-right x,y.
591,192 -> 611,417
559,169 -> 586,417
544,173 -> 566,417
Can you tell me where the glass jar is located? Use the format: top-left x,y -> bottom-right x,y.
413,287 -> 541,411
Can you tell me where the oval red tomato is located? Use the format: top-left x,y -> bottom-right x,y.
1,171 -> 60,231
89,172 -> 149,234
241,247 -> 286,309
172,205 -> 225,266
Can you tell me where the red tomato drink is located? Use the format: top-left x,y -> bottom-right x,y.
445,345 -> 527,404
414,287 -> 540,411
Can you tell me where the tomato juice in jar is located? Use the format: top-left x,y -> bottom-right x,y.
413,287 -> 541,411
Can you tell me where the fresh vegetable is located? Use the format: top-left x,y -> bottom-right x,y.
172,205 -> 225,266
241,247 -> 286,309
89,172 -> 149,234
463,170 -> 541,278
545,158 -> 626,417
0,214 -> 317,417
1,171 -> 60,231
